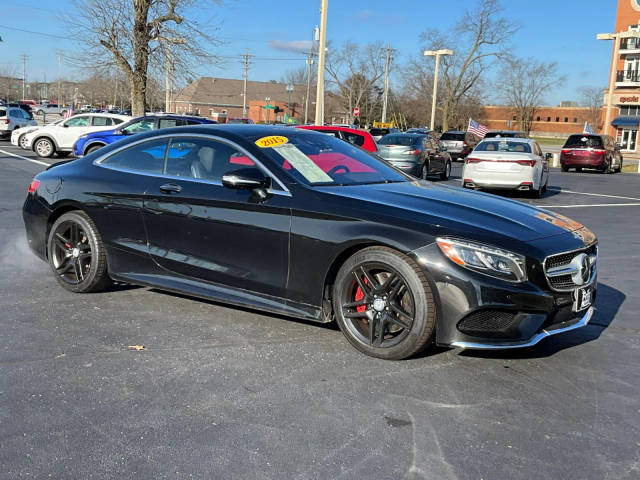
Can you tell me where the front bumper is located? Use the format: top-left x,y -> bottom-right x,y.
410,241 -> 596,350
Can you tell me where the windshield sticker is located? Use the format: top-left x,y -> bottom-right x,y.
274,143 -> 333,183
255,135 -> 288,148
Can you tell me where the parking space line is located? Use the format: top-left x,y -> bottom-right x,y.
547,188 -> 640,202
543,203 -> 640,208
0,148 -> 49,167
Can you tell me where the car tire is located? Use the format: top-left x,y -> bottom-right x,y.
60,110 -> 67,116
18,134 -> 29,149
85,144 -> 103,155
440,161 -> 451,180
34,138 -> 55,158
332,246 -> 436,360
47,211 -> 111,293
615,158 -> 623,173
421,163 -> 429,180
575,167 -> 582,173
36,110 -> 44,116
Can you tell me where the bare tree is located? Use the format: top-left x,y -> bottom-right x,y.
325,41 -> 386,123
579,86 -> 605,133
497,58 -> 565,135
63,0 -> 221,116
419,0 -> 516,131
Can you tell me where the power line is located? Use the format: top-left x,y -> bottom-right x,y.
0,24 -> 74,40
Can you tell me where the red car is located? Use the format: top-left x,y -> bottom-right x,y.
296,125 -> 378,153
560,134 -> 623,173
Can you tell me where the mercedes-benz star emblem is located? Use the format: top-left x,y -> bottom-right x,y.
570,253 -> 590,286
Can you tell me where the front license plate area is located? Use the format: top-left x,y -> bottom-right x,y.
573,286 -> 592,312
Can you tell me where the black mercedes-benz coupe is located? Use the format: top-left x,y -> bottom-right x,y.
23,125 -> 598,359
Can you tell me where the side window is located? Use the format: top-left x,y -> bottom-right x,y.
92,117 -> 113,127
101,138 -> 167,174
113,118 -> 125,125
164,137 -> 255,181
65,116 -> 89,127
122,118 -> 156,134
343,132 -> 365,147
158,118 -> 184,128
11,109 -> 24,118
185,120 -> 203,125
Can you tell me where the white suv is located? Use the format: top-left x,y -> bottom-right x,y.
0,107 -> 38,139
24,113 -> 129,158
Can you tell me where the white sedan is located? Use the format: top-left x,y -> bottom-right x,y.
11,120 -> 64,149
462,138 -> 549,197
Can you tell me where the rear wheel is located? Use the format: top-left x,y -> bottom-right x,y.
421,163 -> 429,180
561,166 -> 569,172
615,157 -> 623,173
47,211 -> 111,293
440,161 -> 451,180
332,247 -> 436,360
575,167 -> 582,173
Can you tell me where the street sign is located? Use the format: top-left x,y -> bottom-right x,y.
353,106 -> 360,117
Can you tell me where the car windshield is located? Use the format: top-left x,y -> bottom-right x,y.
253,132 -> 407,186
563,135 -> 604,149
377,135 -> 420,146
439,132 -> 464,141
475,141 -> 532,153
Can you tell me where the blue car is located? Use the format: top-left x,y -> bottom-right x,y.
73,114 -> 216,156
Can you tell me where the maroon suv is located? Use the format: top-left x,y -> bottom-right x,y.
560,134 -> 623,173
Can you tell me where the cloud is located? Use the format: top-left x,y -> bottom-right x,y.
268,40 -> 313,54
354,9 -> 375,21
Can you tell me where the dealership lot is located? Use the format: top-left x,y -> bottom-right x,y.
1,144 -> 639,479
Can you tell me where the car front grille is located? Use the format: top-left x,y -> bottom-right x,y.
544,244 -> 597,291
457,310 -> 518,338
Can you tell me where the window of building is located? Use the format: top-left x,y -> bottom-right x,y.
564,117 -> 568,122
573,118 -> 578,123
536,116 -> 540,121
210,109 -> 215,116
512,115 -> 516,120
555,117 -> 560,122
546,116 -> 551,122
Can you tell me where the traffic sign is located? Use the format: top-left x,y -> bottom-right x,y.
353,106 -> 359,117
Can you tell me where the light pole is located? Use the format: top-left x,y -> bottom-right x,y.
597,33 -> 620,139
265,96 -> 270,124
423,49 -> 453,131
315,0 -> 328,125
286,84 -> 294,120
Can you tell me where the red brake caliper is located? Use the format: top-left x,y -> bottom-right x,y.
355,278 -> 368,313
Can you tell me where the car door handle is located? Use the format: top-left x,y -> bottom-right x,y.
159,183 -> 182,194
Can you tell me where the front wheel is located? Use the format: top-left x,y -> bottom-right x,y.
85,144 -> 104,155
18,134 -> 29,149
34,138 -> 55,158
421,162 -> 429,180
332,247 -> 436,360
47,211 -> 111,293
615,158 -> 623,173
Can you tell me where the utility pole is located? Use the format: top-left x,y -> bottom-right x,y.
304,51 -> 315,124
241,49 -> 254,117
315,1 -> 328,125
56,50 -> 62,105
381,44 -> 392,123
21,54 -> 27,100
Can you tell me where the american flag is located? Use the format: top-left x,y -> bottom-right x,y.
468,118 -> 489,138
63,102 -> 75,119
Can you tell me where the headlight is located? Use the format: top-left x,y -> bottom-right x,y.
436,237 -> 527,282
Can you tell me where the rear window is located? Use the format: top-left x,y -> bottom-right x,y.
440,132 -> 464,141
563,135 -> 604,149
0,109 -> 6,117
476,141 -> 531,153
377,135 -> 420,146
369,128 -> 389,136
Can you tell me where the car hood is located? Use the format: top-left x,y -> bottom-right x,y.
315,180 -> 589,244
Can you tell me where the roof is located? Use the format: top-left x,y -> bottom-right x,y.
172,77 -> 309,106
479,137 -> 535,144
611,116 -> 640,127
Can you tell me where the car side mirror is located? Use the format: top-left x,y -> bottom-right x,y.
62,124 -> 69,128
545,152 -> 553,161
222,167 -> 269,191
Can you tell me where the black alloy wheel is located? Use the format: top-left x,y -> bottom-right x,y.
333,247 -> 435,360
440,161 -> 451,180
47,211 -> 111,293
615,157 -> 623,173
85,144 -> 103,155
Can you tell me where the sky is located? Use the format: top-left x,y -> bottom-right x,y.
0,0 -> 618,105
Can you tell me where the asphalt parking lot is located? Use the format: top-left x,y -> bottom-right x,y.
1,143 -> 639,479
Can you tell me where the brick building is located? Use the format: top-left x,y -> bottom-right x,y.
600,0 -> 640,153
480,105 -> 600,138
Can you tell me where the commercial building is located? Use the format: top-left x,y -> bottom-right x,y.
601,0 -> 640,152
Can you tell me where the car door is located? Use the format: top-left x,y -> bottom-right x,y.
9,108 -> 25,128
533,142 -> 548,185
57,115 -> 92,149
142,134 -> 291,298
425,138 -> 445,173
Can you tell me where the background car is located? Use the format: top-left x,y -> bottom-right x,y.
73,114 -> 217,156
560,134 -> 622,173
34,103 -> 67,116
0,106 -> 38,139
11,119 -> 64,149
368,126 -> 400,142
438,130 -> 481,160
24,113 -> 129,157
484,130 -> 527,138
227,117 -> 254,124
377,133 -> 451,179
296,124 -> 378,153
462,137 -> 549,197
